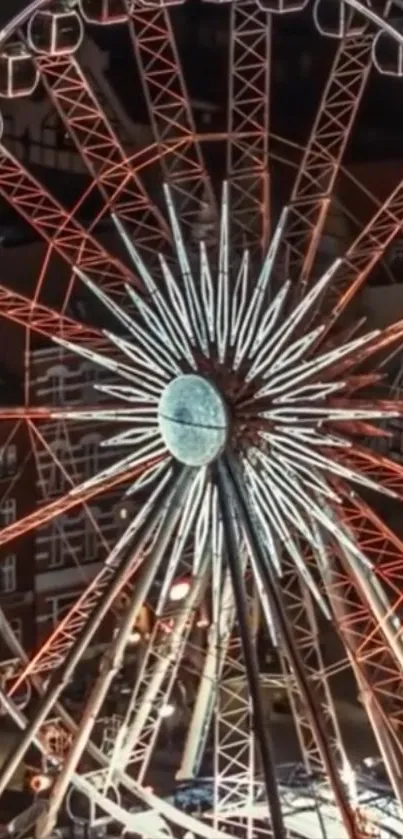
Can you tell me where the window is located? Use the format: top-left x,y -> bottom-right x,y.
1,555 -> 16,593
82,434 -> 101,479
81,364 -> 101,403
49,518 -> 66,568
45,594 -> 77,628
84,518 -> 98,563
48,364 -> 67,406
388,236 -> 403,267
43,440 -> 68,496
49,536 -> 64,569
0,445 -> 17,479
9,617 -> 22,643
0,498 -> 16,526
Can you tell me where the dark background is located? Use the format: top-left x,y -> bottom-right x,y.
0,1 -> 35,28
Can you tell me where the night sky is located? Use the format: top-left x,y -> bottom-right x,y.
0,0 -> 42,31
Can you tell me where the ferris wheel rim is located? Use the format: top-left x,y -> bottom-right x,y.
0,0 -> 50,47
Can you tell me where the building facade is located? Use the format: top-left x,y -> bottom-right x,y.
30,345 -> 129,648
0,407 -> 36,664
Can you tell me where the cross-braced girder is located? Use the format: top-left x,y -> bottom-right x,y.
213,587 -> 258,838
320,174 -> 403,329
283,29 -> 374,290
104,568 -> 207,785
0,455 -> 160,550
128,1 -> 217,237
0,282 -> 106,346
1,3 -> 403,838
279,550 -> 352,824
0,147 -> 134,299
227,1 -> 271,253
32,51 -> 170,257
316,511 -> 403,751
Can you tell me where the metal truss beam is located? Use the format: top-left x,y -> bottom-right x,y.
107,561 -> 207,785
194,535 -> 259,837
36,468 -> 191,839
0,467 -> 185,801
316,528 -> 403,808
0,455 -> 162,549
34,52 -> 170,258
225,456 -> 362,839
279,549 -> 352,832
338,495 -> 403,629
213,591 -> 258,838
316,508 -> 403,746
0,282 -> 108,348
227,1 -> 271,253
321,174 -> 403,330
0,147 -> 135,300
284,30 -> 373,290
339,443 -> 403,497
178,567 -> 239,782
3,461 -> 166,696
128,1 -> 217,238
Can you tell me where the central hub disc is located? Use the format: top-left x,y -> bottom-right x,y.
158,374 -> 228,467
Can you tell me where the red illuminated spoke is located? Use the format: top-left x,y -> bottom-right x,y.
128,4 -> 217,235
0,4 -> 403,838
0,283 -> 109,347
320,178 -> 403,332
321,553 -> 403,756
338,444 -> 403,497
0,148 -> 134,299
285,33 -> 373,289
0,455 -> 163,549
34,53 -> 170,257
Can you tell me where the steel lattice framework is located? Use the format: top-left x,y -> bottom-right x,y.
0,3 -> 403,839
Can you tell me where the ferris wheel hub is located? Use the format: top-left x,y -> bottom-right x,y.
158,374 -> 228,467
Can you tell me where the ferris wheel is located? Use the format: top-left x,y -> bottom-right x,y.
2,0 -> 403,837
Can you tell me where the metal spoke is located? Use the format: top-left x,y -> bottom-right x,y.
36,466 -> 193,838
0,464 -> 188,798
222,454 -> 361,839
216,460 -> 286,839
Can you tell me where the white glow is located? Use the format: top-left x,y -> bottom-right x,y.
159,703 -> 176,719
169,579 -> 191,602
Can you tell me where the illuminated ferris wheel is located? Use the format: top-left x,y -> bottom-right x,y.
2,1 -> 403,838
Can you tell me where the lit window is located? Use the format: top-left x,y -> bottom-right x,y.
84,518 -> 98,562
0,498 -> 16,526
1,555 -> 16,593
0,445 -> 17,479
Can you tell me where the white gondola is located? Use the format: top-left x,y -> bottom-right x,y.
27,4 -> 84,56
0,44 -> 39,99
372,21 -> 403,78
313,0 -> 367,38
